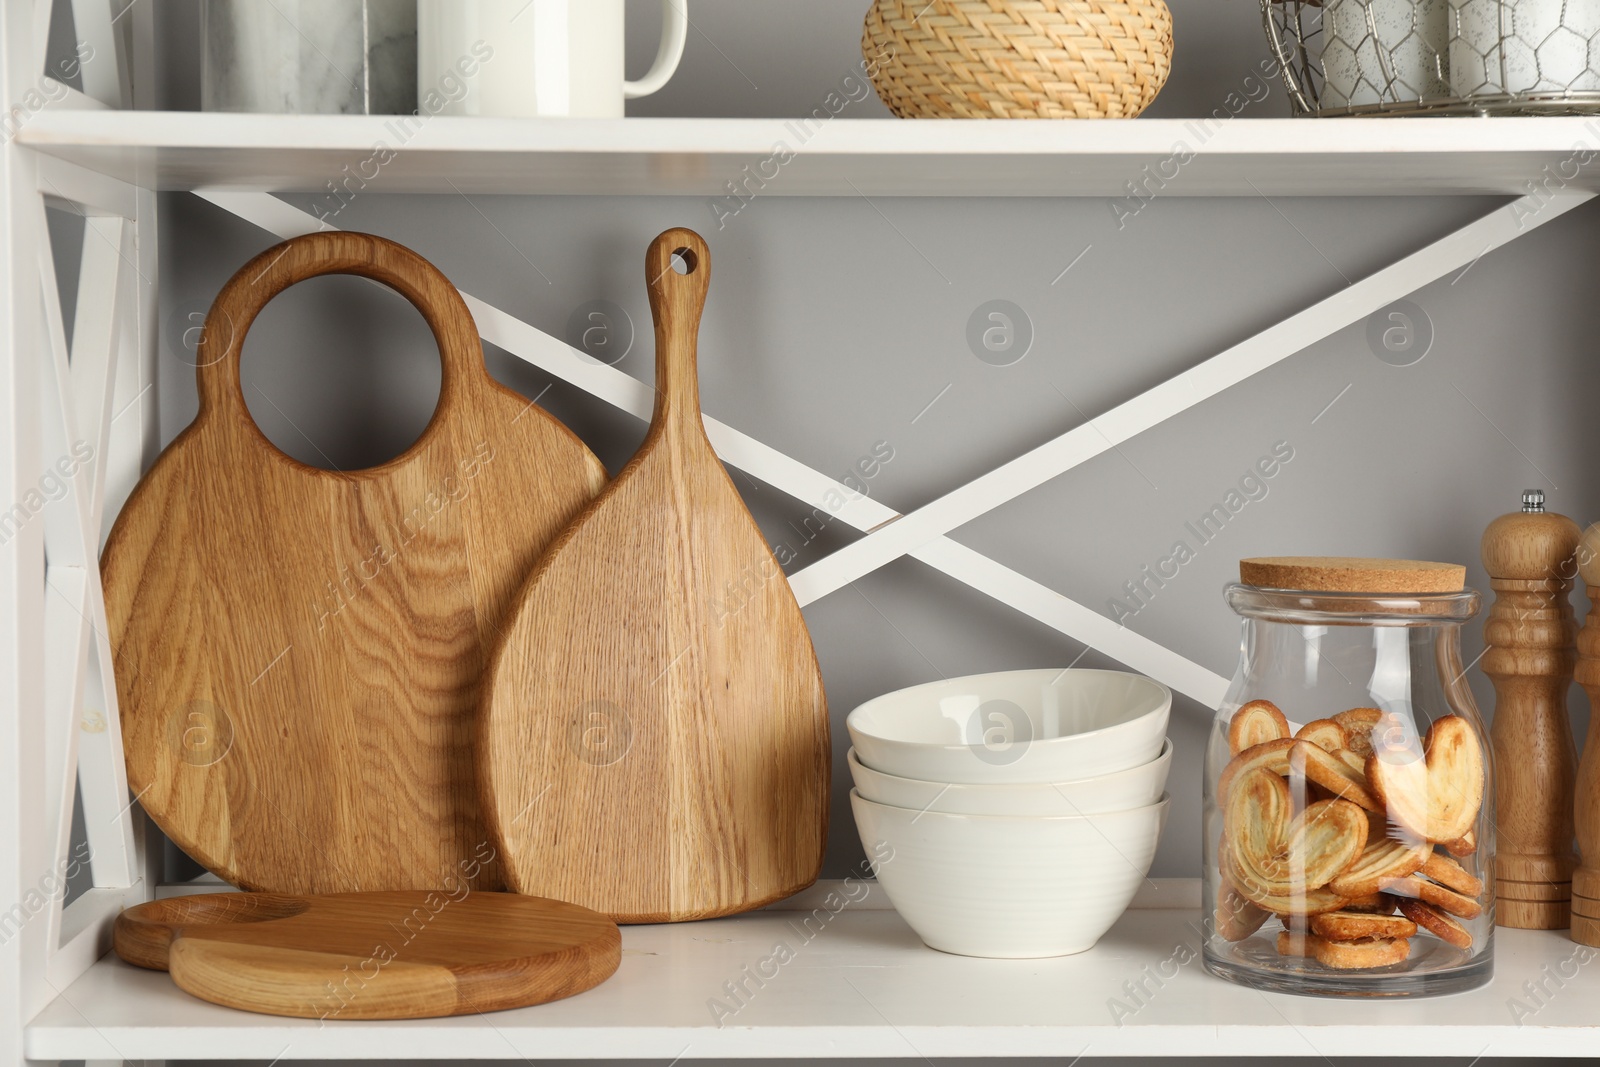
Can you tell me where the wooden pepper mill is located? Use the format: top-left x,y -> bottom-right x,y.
1572,521 -> 1600,944
1483,489 -> 1581,929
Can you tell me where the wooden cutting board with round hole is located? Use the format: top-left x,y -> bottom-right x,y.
114,891 -> 620,1019
479,228 -> 829,923
102,232 -> 606,895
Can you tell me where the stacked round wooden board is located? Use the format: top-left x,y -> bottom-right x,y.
114,891 -> 620,1019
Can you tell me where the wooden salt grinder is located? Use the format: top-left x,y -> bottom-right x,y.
1572,521 -> 1600,945
1483,489 -> 1580,929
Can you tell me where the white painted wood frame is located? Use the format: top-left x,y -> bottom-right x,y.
2,3 -> 157,1066
2,3 -> 1597,1064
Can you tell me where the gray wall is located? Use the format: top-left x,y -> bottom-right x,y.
140,0 -> 1600,889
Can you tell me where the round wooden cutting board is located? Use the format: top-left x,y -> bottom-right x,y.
114,891 -> 620,1019
102,232 -> 606,895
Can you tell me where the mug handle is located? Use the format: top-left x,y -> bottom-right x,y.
624,0 -> 688,99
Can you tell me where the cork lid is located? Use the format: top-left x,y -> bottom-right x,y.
1240,557 -> 1467,594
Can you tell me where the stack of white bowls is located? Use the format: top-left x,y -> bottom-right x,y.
847,668 -> 1172,959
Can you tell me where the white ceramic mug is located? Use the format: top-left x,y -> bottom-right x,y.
417,0 -> 688,117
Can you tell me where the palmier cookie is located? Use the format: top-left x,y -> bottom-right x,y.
1442,829 -> 1477,857
1333,707 -> 1384,758
1365,715 -> 1484,844
1303,781 -> 1337,804
1310,934 -> 1411,970
1265,885 -> 1352,916
1343,891 -> 1396,914
1294,718 -> 1348,754
1309,910 -> 1417,941
1421,850 -> 1483,897
1224,769 -> 1366,911
1378,875 -> 1483,919
1221,843 -> 1347,920
1276,929 -> 1310,957
1215,879 -> 1270,942
1290,739 -> 1382,811
1363,807 -> 1407,847
1218,738 -> 1295,799
1396,897 -> 1473,949
1281,930 -> 1410,968
1326,836 -> 1429,897
1228,699 -> 1291,756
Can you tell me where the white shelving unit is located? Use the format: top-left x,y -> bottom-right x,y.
20,107 -> 1600,197
8,4 -> 1600,1065
24,887 -> 1600,1062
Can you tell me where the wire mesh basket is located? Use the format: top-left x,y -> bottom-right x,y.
1263,0 -> 1600,115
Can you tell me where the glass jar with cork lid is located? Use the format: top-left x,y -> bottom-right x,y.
1203,557 -> 1493,997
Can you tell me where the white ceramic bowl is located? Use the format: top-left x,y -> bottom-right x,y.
847,738 -> 1171,816
846,668 -> 1170,784
851,789 -> 1169,958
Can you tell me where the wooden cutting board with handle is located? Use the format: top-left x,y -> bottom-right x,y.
115,890 -> 620,1019
479,228 -> 829,923
103,231 -> 606,895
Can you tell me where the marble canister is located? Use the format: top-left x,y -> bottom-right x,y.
1450,0 -> 1600,98
202,0 -> 416,113
1317,0 -> 1450,109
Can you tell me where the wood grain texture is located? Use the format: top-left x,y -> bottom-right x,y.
114,890 -> 619,1019
1499,896 -> 1571,931
1239,557 -> 1466,594
1571,522 -> 1600,945
480,228 -> 829,923
102,232 -> 606,894
1572,897 -> 1600,946
1482,505 -> 1580,929
1498,878 -> 1573,902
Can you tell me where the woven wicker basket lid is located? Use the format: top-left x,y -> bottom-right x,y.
1240,556 -> 1466,594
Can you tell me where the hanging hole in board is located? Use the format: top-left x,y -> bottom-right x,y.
670,248 -> 697,275
241,276 -> 441,470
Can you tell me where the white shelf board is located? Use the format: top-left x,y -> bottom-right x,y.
18,111 -> 1600,197
25,892 -> 1600,1061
